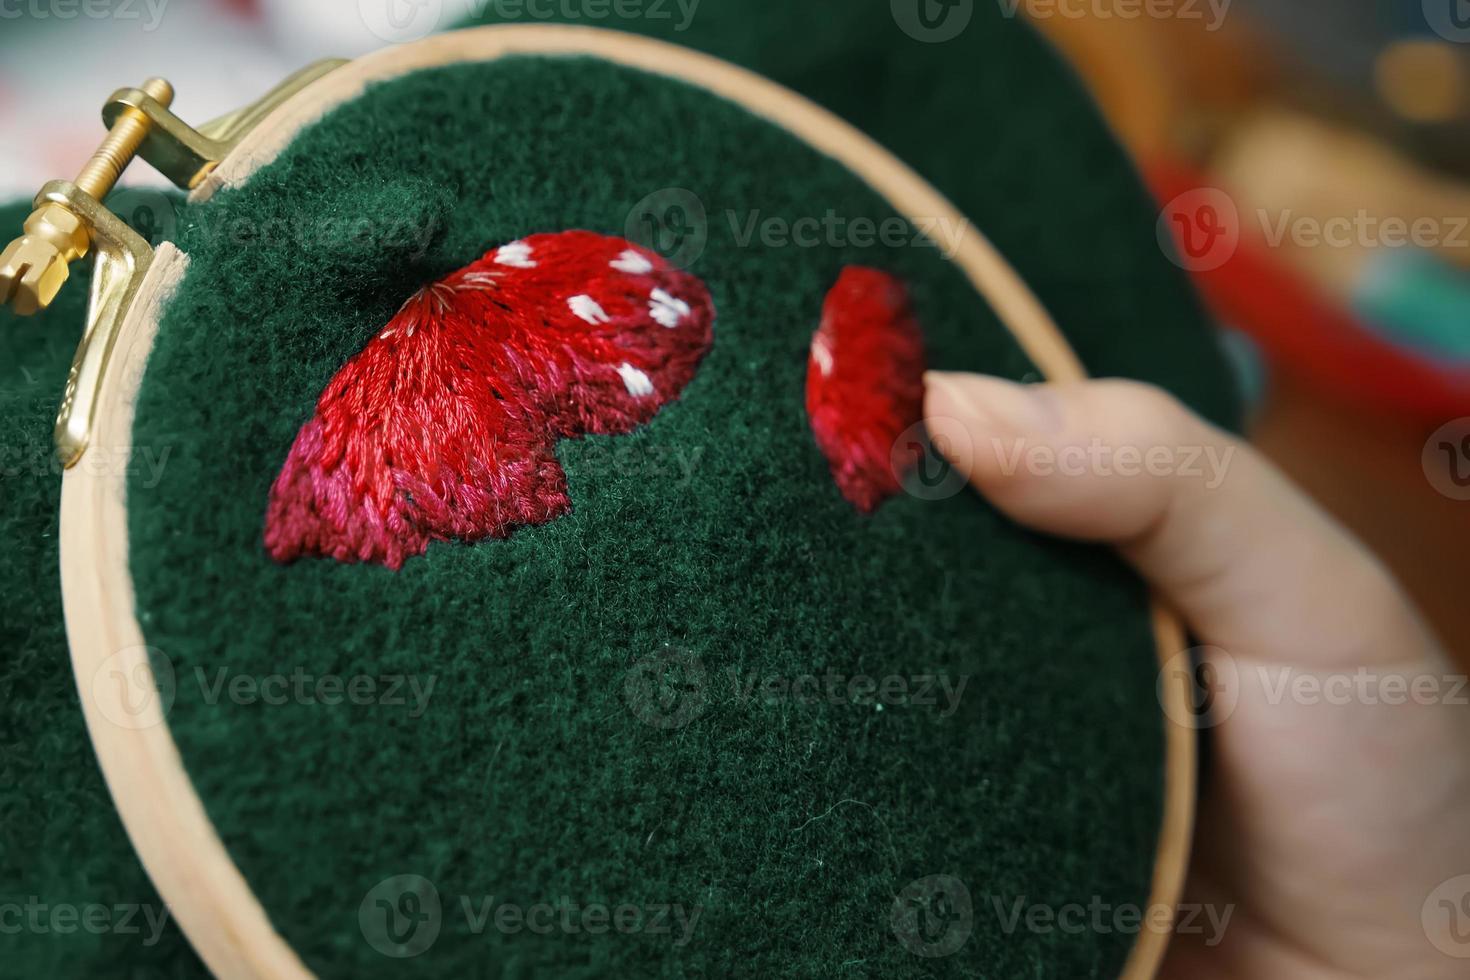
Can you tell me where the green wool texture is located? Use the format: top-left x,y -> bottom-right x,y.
0,200 -> 203,977
130,58 -> 1168,978
0,4 -> 1236,978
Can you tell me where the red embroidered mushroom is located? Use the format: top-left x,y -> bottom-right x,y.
805,267 -> 927,513
265,231 -> 714,569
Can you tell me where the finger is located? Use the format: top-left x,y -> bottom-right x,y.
922,371 -> 1436,668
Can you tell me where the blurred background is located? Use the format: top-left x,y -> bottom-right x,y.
1,0 -> 1466,655
1024,0 -> 1470,663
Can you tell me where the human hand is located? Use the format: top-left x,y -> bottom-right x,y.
924,372 -> 1470,979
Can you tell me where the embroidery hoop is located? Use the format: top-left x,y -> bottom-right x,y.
56,25 -> 1196,979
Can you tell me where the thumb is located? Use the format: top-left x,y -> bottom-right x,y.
922,371 -> 1434,669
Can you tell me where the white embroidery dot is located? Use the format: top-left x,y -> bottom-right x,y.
812,338 -> 834,377
649,288 -> 691,328
494,241 -> 537,268
569,295 -> 611,325
611,249 -> 655,275
617,362 -> 655,398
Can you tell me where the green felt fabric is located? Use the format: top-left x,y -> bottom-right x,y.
126,57 -> 1169,979
0,199 -> 202,976
0,5 -> 1239,978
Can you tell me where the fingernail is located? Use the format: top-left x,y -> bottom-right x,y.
924,371 -> 1061,434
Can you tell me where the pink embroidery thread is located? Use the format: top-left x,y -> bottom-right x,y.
265,232 -> 715,569
806,267 -> 927,513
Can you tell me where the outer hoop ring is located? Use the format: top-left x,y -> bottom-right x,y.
60,24 -> 1195,979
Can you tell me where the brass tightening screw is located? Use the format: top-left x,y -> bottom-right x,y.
0,77 -> 174,316
75,77 -> 174,199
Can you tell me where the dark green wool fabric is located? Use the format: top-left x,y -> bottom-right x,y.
0,202 -> 202,977
0,6 -> 1238,979
120,56 -> 1174,978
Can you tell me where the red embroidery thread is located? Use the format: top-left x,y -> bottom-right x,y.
265,232 -> 715,569
806,267 -> 927,513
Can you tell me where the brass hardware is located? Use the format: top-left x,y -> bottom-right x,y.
0,202 -> 90,317
0,77 -> 173,316
0,59 -> 347,467
46,180 -> 155,469
80,78 -> 177,200
100,60 -> 345,192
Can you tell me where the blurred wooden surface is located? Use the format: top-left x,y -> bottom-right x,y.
1252,372 -> 1470,665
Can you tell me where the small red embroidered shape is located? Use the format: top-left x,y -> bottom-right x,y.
265,232 -> 715,569
806,267 -> 927,513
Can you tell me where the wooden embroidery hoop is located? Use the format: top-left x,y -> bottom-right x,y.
58,24 -> 1196,980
